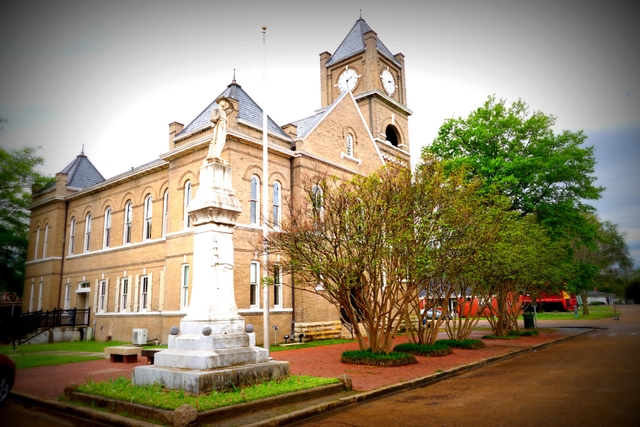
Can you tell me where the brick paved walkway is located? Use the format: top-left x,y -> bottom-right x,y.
12,326 -> 587,400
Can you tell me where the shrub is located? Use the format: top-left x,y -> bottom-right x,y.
509,330 -> 539,337
341,349 -> 417,366
436,339 -> 486,350
392,342 -> 453,357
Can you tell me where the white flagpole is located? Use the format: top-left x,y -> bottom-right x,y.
261,26 -> 270,356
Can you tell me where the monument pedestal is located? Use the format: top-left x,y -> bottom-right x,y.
133,159 -> 288,394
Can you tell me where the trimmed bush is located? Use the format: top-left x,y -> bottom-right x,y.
392,342 -> 453,357
509,330 -> 539,337
482,334 -> 520,340
341,349 -> 417,366
436,339 -> 486,350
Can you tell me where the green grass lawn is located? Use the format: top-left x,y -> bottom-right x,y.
0,341 -> 131,369
269,338 -> 353,352
524,304 -> 620,321
77,375 -> 339,411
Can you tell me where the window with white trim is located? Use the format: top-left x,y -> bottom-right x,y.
68,217 -> 76,255
120,277 -> 129,312
29,279 -> 34,312
346,133 -> 354,157
162,190 -> 168,237
272,181 -> 281,228
311,184 -> 324,222
273,265 -> 282,308
250,176 -> 259,225
64,283 -> 71,310
180,264 -> 190,310
250,261 -> 260,307
37,279 -> 43,311
143,195 -> 152,240
98,280 -> 107,312
43,224 -> 49,258
103,208 -> 112,248
124,201 -> 133,244
184,181 -> 192,229
139,275 -> 149,311
34,226 -> 40,259
84,213 -> 92,252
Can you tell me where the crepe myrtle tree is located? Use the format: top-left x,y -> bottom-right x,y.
267,166 -> 427,354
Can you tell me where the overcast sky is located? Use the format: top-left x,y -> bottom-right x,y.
1,0 -> 638,267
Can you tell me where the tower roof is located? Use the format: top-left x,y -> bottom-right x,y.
325,18 -> 402,68
176,80 -> 290,140
59,151 -> 105,189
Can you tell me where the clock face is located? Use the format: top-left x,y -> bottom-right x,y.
337,67 -> 359,93
380,69 -> 396,96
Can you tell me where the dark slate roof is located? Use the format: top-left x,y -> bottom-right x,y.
176,80 -> 290,140
289,112 -> 324,139
59,152 -> 105,189
325,18 -> 401,68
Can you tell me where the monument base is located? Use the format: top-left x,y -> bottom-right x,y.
133,359 -> 290,394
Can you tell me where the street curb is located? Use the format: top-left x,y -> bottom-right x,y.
241,328 -> 595,427
9,328 -> 595,427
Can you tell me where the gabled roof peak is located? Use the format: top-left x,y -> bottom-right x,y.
325,17 -> 401,68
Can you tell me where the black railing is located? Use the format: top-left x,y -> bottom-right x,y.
5,308 -> 91,345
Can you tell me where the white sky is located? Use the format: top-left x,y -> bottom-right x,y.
1,0 -> 638,267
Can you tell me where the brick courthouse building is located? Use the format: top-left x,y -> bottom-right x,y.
23,18 -> 412,344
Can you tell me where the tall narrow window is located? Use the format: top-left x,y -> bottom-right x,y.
273,265 -> 282,308
29,279 -> 34,312
311,185 -> 324,222
37,279 -> 43,311
98,280 -> 107,312
42,224 -> 49,258
250,261 -> 260,307
181,264 -> 190,310
84,213 -> 92,252
120,277 -> 129,312
64,283 -> 71,310
68,217 -> 76,255
272,181 -> 281,228
34,226 -> 40,259
250,176 -> 259,225
143,195 -> 153,240
162,190 -> 169,237
124,201 -> 132,244
103,208 -> 112,248
346,133 -> 353,157
139,275 -> 149,311
184,181 -> 192,229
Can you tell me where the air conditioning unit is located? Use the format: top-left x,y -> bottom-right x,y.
132,328 -> 148,345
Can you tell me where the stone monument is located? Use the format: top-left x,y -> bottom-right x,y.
133,98 -> 289,393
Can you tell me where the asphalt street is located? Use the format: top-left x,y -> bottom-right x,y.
291,306 -> 640,427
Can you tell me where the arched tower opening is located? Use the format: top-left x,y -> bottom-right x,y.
385,125 -> 400,147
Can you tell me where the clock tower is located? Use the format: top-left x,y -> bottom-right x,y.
319,17 -> 412,154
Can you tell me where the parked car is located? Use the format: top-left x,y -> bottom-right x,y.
0,354 -> 16,403
421,307 -> 455,320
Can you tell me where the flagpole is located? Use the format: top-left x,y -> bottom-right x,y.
261,26 -> 270,356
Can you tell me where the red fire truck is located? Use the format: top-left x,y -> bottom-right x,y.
522,291 -> 578,312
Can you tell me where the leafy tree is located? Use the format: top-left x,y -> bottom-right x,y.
424,95 -> 603,242
268,167 -> 422,353
0,132 -> 53,294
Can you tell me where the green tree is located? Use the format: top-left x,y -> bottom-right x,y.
0,134 -> 53,294
424,95 -> 603,242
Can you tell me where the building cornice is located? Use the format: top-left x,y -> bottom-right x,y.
354,89 -> 413,115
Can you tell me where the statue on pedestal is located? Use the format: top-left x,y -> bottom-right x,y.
206,98 -> 230,162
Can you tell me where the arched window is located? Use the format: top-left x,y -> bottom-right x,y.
385,125 -> 399,147
272,181 -> 281,228
123,201 -> 133,244
311,184 -> 324,221
34,226 -> 40,259
250,176 -> 260,225
346,134 -> 354,157
68,217 -> 76,255
103,208 -> 112,248
162,190 -> 169,237
42,224 -> 49,258
143,194 -> 153,240
84,213 -> 92,252
184,181 -> 192,229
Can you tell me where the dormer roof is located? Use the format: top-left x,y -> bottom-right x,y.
176,80 -> 290,140
325,18 -> 402,68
